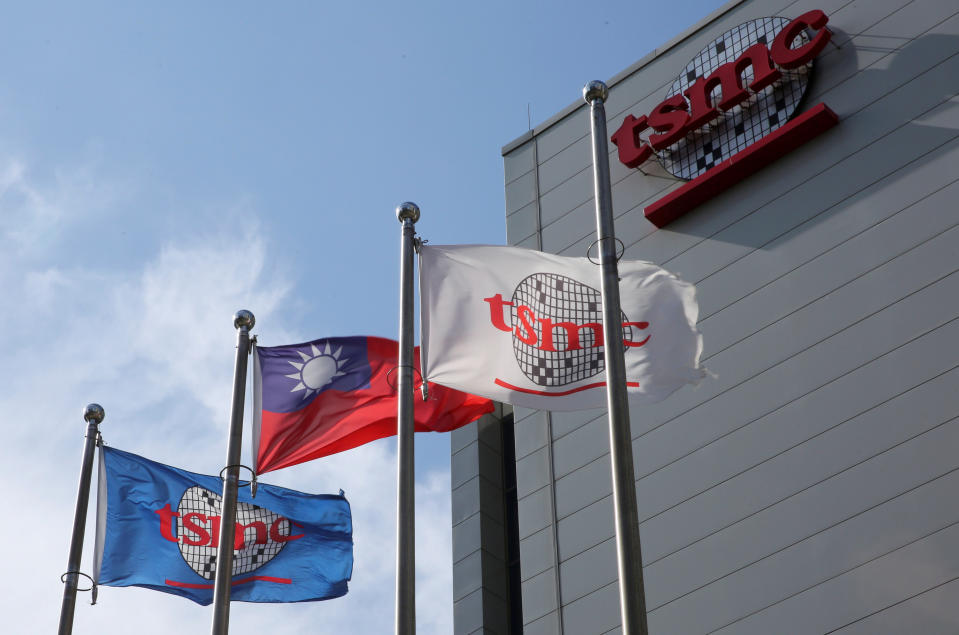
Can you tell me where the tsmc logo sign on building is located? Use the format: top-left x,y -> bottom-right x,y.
612,10 -> 839,227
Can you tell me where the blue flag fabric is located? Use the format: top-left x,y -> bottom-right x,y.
93,446 -> 352,605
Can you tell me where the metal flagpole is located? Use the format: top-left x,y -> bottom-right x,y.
210,310 -> 255,635
395,201 -> 420,635
58,403 -> 105,635
583,80 -> 650,635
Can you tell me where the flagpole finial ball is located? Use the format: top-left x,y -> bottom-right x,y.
396,202 -> 420,224
234,310 -> 255,331
583,80 -> 609,104
83,403 -> 105,424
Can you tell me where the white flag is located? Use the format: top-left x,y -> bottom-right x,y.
419,244 -> 704,411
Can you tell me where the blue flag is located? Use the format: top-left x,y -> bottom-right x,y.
93,446 -> 352,605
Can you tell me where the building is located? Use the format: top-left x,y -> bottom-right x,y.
451,0 -> 959,632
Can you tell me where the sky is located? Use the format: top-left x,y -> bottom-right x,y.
0,1 -> 726,632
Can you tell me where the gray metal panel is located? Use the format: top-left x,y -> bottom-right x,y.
831,577 -> 959,635
651,467 -> 959,633
451,442 -> 480,491
515,446 -> 551,499
505,170 -> 536,215
550,415 -> 610,480
505,202 -> 538,246
539,167 -> 593,227
558,536 -> 617,605
453,512 -> 483,564
454,588 -> 486,634
549,408 -> 605,440
453,475 -> 506,526
556,496 -> 614,562
631,273 -> 959,511
698,148 -> 959,358
503,141 -> 534,186
646,419 -> 959,610
521,567 -> 559,623
533,111 -> 589,172
513,233 -> 539,250
641,316 -> 959,558
637,336 -> 959,528
454,549 -> 486,602
536,134 -> 591,195
513,406 -> 539,423
454,588 -> 510,635
554,453 -> 611,520
513,410 -> 548,460
451,419 -> 478,455
452,477 -> 483,527
522,610 -> 561,635
454,438 -> 503,492
519,527 -> 555,583
540,170 -> 672,254
863,0 -> 959,40
561,580 -> 621,635
517,484 -> 553,539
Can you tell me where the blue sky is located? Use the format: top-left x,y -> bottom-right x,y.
0,1 -> 725,632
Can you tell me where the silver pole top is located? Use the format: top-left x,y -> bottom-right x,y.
234,310 -> 255,331
396,202 -> 421,224
583,80 -> 609,104
83,403 -> 105,424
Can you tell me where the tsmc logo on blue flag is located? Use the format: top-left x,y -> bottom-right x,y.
93,446 -> 352,605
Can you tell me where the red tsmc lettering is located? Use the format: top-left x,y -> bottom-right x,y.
611,10 -> 831,169
484,294 -> 649,351
153,504 -> 304,548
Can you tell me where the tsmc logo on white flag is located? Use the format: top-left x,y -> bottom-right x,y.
419,245 -> 704,411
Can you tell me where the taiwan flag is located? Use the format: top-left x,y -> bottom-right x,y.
252,336 -> 494,473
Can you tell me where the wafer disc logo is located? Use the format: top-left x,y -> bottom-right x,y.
611,11 -> 832,177
657,17 -> 811,180
610,10 -> 838,227
154,486 -> 304,579
485,273 -> 650,388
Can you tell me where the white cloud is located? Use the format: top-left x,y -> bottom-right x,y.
0,152 -> 125,259
0,156 -> 454,634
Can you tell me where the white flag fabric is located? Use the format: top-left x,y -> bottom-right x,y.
419,244 -> 704,411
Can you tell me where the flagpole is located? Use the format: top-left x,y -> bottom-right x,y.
211,310 -> 255,635
58,403 -> 104,635
395,201 -> 420,635
583,80 -> 650,635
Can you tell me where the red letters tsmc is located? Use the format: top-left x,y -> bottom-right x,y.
611,10 -> 832,169
484,293 -> 651,351
154,503 -> 304,549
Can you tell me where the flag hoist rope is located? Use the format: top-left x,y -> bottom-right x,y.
584,80 -> 650,635
395,201 -> 420,635
210,309 -> 255,635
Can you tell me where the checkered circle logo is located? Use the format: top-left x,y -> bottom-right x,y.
657,17 -> 812,180
510,273 -> 635,387
176,486 -> 291,579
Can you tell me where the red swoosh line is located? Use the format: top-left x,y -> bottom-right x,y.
165,575 -> 292,589
494,378 -> 639,396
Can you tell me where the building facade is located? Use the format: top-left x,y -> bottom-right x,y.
452,0 -> 959,632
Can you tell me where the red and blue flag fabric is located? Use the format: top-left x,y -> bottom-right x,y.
252,336 -> 494,473
93,446 -> 352,605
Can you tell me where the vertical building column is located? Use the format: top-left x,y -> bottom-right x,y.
451,405 -> 521,634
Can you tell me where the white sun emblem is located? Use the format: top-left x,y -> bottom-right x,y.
285,343 -> 349,400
